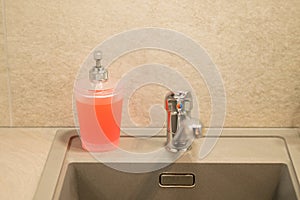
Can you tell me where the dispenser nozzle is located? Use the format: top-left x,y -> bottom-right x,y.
94,51 -> 102,68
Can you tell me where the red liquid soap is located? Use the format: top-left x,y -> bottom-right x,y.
75,88 -> 123,152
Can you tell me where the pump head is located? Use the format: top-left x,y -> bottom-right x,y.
89,51 -> 108,83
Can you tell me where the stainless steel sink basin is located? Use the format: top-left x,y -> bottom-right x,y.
60,163 -> 296,200
34,128 -> 300,200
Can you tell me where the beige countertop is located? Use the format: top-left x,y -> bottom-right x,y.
1,128 -> 299,200
0,128 -> 57,200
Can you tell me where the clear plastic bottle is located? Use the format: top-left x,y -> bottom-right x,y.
74,51 -> 123,152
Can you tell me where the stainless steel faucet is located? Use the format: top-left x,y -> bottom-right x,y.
165,91 -> 202,152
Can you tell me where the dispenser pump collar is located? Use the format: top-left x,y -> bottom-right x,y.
89,51 -> 108,83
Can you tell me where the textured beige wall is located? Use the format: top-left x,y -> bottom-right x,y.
0,0 -> 299,127
0,0 -> 11,126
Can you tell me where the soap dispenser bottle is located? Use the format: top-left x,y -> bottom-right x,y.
74,51 -> 123,152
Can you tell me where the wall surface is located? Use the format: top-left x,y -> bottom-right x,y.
0,0 -> 10,126
0,0 -> 299,128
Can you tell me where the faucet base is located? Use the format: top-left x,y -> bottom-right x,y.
165,144 -> 192,153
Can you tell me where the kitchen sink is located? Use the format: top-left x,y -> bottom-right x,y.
60,163 -> 295,200
34,128 -> 300,200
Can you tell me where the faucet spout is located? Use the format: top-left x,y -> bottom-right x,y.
165,91 -> 202,152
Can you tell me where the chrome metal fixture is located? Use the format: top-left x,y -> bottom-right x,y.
165,91 -> 202,152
